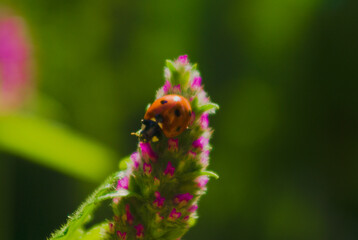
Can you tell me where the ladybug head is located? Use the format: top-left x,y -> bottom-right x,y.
132,119 -> 162,142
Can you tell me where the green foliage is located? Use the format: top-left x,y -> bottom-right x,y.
0,114 -> 117,182
48,171 -> 126,240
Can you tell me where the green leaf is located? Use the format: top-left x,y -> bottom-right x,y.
165,60 -> 176,72
81,222 -> 109,240
198,103 -> 220,113
0,113 -> 117,182
200,170 -> 219,179
48,171 -> 126,240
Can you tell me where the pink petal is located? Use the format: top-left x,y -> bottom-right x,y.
163,161 -> 175,177
195,175 -> 209,189
117,176 -> 129,190
130,152 -> 140,169
163,80 -> 171,94
191,76 -> 202,89
140,142 -> 158,162
177,55 -> 188,65
192,137 -> 209,150
200,113 -> 209,129
188,205 -> 198,213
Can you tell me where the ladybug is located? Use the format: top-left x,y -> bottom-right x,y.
132,94 -> 192,142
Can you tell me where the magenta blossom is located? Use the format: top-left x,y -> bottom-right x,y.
200,113 -> 209,129
188,150 -> 197,159
183,215 -> 190,221
0,11 -> 33,110
191,76 -> 202,89
108,222 -> 114,234
117,176 -> 129,190
168,138 -> 179,152
143,163 -> 152,176
163,162 -> 175,177
124,204 -> 134,224
163,80 -> 171,94
195,176 -> 209,189
139,142 -> 158,162
200,150 -> 210,167
174,193 -> 193,206
130,152 -> 140,169
192,137 -> 209,150
153,191 -> 165,208
117,231 -> 127,240
188,204 -> 198,213
134,224 -> 144,238
173,84 -> 181,93
177,55 -> 188,65
168,208 -> 182,221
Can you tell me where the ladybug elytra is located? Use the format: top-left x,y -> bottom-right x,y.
133,94 -> 192,142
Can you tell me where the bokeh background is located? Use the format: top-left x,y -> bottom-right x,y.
1,0 -> 358,239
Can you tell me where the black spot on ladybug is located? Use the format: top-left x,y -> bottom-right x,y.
174,109 -> 181,117
176,126 -> 181,132
160,100 -> 168,104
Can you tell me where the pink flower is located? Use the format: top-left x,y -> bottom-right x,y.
134,224 -> 144,238
188,204 -> 198,213
143,163 -> 152,176
168,138 -> 179,152
192,137 -> 209,150
140,142 -> 158,162
188,150 -> 197,159
163,162 -> 175,177
153,191 -> 165,208
163,80 -> 171,94
130,152 -> 140,169
0,11 -> 33,110
117,176 -> 129,190
123,204 -> 134,224
183,215 -> 190,221
108,222 -> 114,234
200,150 -> 210,167
174,193 -> 193,206
117,231 -> 127,240
177,55 -> 188,65
195,176 -> 209,189
200,113 -> 209,129
191,76 -> 202,89
168,208 -> 182,221
173,84 -> 181,93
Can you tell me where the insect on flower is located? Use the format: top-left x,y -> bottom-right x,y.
132,94 -> 192,142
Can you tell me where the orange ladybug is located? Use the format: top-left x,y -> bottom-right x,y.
133,94 -> 192,142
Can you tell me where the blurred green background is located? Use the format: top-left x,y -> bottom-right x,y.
1,0 -> 358,239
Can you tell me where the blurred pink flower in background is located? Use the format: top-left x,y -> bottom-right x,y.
0,8 -> 33,111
